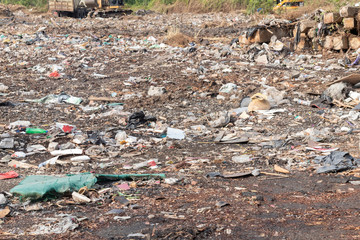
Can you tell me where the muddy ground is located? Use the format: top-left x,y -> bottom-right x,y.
1,6 -> 360,239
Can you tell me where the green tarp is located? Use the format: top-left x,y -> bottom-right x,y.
10,173 -> 165,200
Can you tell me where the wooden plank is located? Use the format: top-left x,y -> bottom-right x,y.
327,74 -> 360,86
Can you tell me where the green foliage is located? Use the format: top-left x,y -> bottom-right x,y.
1,0 -> 48,8
326,0 -> 342,11
246,0 -> 274,14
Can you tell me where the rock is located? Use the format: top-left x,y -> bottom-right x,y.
208,112 -> 230,128
324,12 -> 342,24
106,209 -> 125,215
333,36 -> 349,50
219,83 -> 237,93
48,142 -> 59,152
299,20 -> 316,33
343,18 -> 356,29
269,40 -> 284,51
323,82 -> 350,100
164,178 -> 179,185
0,83 -> 8,92
255,55 -> 268,65
240,97 -> 251,107
232,155 -> 252,163
0,194 -> 6,205
340,6 -> 359,17
148,86 -> 166,96
251,169 -> 260,176
215,201 -> 230,208
349,36 -> 360,50
217,95 -> 226,100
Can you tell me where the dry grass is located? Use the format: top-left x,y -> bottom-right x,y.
163,26 -> 194,47
149,0 -> 243,14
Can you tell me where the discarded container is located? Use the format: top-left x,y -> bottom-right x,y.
26,128 -> 48,134
293,98 -> 312,106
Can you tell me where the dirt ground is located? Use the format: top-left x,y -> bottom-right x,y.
1,6 -> 360,239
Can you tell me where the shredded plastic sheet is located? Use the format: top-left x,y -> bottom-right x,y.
10,173 -> 165,200
10,173 -> 97,200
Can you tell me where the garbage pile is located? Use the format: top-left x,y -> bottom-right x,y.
1,5 -> 360,239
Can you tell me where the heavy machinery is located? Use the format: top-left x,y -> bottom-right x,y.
49,0 -> 129,18
273,0 -> 304,11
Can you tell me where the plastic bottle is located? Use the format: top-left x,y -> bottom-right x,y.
25,128 -> 48,134
293,98 -> 312,106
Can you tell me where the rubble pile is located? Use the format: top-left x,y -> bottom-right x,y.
239,6 -> 360,53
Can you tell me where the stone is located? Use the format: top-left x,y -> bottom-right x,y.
0,194 -> 6,205
323,82 -> 349,100
300,20 -> 316,33
0,83 -> 8,92
148,86 -> 166,96
333,36 -> 349,50
255,55 -> 268,65
48,142 -> 59,152
340,6 -> 359,17
343,18 -> 356,29
219,83 -> 237,93
232,155 -> 252,163
349,36 -> 360,49
249,29 -> 272,43
164,178 -> 179,185
324,36 -> 334,50
307,28 -> 316,39
324,12 -> 342,24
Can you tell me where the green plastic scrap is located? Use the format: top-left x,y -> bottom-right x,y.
10,173 -> 97,200
10,173 -> 166,200
96,173 -> 166,181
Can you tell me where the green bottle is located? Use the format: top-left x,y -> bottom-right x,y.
25,128 -> 48,134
